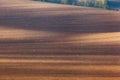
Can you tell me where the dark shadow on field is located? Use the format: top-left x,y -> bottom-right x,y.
0,8 -> 120,34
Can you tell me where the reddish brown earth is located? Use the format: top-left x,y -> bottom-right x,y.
0,0 -> 120,80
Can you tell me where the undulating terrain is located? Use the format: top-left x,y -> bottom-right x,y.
0,0 -> 120,80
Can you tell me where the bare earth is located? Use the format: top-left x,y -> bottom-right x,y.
0,0 -> 120,80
